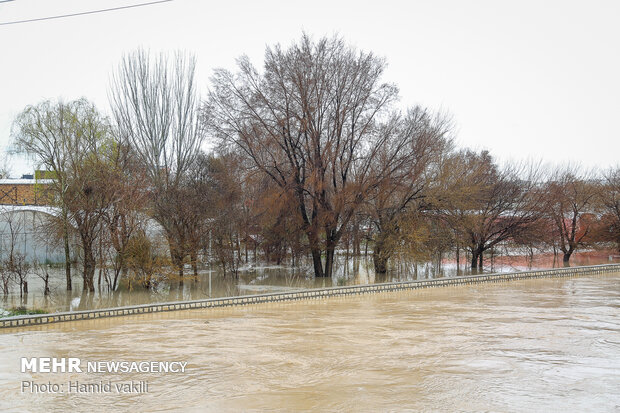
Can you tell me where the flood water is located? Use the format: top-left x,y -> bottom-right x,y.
3,253 -> 619,313
1,274 -> 618,411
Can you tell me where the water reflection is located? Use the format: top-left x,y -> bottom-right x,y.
2,254 -> 619,313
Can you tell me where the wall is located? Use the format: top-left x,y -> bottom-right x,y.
0,180 -> 52,206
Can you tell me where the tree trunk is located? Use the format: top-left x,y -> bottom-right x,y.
83,248 -> 96,292
144,272 -> 152,289
310,247 -> 324,277
63,219 -> 72,291
353,222 -> 360,256
470,249 -> 478,270
97,239 -> 103,288
169,239 -> 185,287
113,265 -> 126,291
178,265 -> 184,287
171,247 -> 185,286
236,234 -> 242,264
190,250 -> 198,281
562,251 -> 572,266
372,234 -> 392,275
373,252 -> 388,274
324,243 -> 335,278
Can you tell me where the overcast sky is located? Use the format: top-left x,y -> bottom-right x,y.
1,0 -> 618,176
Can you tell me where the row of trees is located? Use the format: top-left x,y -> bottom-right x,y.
7,34 -> 620,293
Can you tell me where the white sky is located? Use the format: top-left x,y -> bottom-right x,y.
1,0 -> 618,176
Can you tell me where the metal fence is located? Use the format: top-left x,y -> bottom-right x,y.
2,263 -> 619,328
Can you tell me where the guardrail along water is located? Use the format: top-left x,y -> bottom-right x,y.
2,263 -> 619,328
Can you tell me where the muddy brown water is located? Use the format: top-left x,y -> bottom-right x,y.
5,254 -> 619,314
1,274 -> 619,412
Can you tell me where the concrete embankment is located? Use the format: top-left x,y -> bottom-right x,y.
2,263 -> 619,328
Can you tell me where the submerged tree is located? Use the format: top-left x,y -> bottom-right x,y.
110,49 -> 205,285
207,159 -> 243,277
0,208 -> 30,298
599,167 -> 620,252
12,99 -> 113,291
33,261 -> 51,296
207,34 -> 401,277
100,143 -> 149,290
544,166 -> 601,264
12,100 -> 77,290
58,100 -> 113,291
124,230 -> 168,289
435,150 -> 545,270
364,106 -> 452,274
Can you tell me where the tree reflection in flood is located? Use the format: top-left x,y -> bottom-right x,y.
1,253 -> 619,313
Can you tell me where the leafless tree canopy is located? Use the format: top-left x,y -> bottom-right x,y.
544,165 -> 601,263
600,167 -> 620,251
110,49 -> 204,189
110,49 -> 206,283
432,150 -> 548,269
366,107 -> 453,273
11,98 -> 110,291
207,34 -> 407,277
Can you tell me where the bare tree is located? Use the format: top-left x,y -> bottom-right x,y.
0,262 -> 11,297
12,100 -> 79,290
0,208 -> 30,299
33,261 -> 51,296
100,143 -> 149,290
110,49 -> 205,285
364,106 -> 452,273
436,150 -> 545,270
192,153 -> 245,277
207,34 -> 400,277
599,167 -> 620,252
14,98 -> 114,292
60,100 -> 114,291
544,166 -> 601,264
0,209 -> 16,296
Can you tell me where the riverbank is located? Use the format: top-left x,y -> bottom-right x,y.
2,263 -> 619,329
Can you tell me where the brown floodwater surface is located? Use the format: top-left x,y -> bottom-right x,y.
4,253 -> 619,313
1,274 -> 619,412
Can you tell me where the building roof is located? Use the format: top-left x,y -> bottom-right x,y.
0,179 -> 54,185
